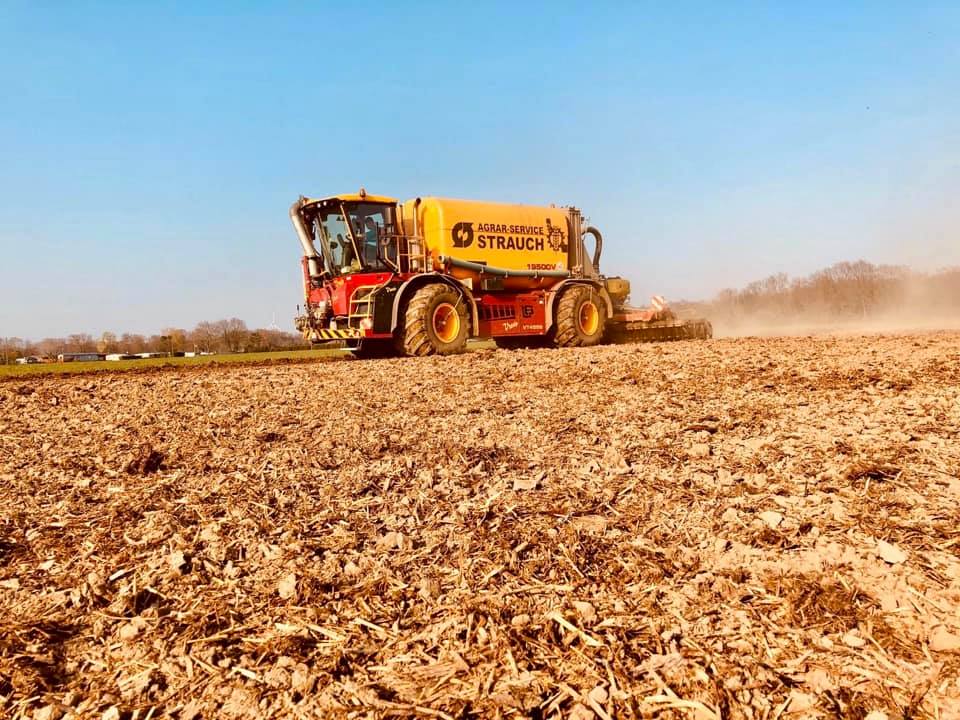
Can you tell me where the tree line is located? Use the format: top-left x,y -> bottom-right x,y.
5,261 -> 958,362
1,318 -> 310,363
688,261 -> 960,329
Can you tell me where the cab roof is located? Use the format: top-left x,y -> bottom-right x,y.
300,192 -> 397,208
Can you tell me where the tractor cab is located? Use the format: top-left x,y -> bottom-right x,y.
291,190 -> 431,345
294,191 -> 401,278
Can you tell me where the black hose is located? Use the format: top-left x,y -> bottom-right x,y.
438,255 -> 570,278
583,226 -> 602,270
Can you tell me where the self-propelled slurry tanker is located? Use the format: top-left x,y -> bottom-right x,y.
291,190 -> 712,357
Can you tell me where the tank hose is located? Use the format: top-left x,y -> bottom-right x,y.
438,255 -> 570,278
583,226 -> 603,270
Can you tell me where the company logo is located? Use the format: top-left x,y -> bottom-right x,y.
451,222 -> 474,248
545,218 -> 568,253
450,218 -> 567,254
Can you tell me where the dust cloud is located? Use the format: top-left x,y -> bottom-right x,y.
683,261 -> 960,338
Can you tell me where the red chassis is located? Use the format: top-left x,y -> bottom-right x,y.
299,258 -> 550,342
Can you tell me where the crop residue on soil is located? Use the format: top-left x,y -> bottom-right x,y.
1,334 -> 959,719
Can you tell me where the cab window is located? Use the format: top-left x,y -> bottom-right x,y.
345,203 -> 393,270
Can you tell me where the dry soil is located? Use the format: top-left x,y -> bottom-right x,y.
1,334 -> 959,719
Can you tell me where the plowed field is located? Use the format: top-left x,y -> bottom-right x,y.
2,334 -> 959,719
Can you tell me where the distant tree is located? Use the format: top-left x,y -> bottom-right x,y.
36,338 -> 64,357
190,321 -> 219,352
120,333 -> 147,354
161,328 -> 187,353
97,332 -> 118,354
929,267 -> 960,309
283,330 -> 309,350
0,337 -> 25,364
259,328 -> 285,351
216,318 -> 248,352
66,333 -> 96,353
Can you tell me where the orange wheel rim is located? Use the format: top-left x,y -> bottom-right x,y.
432,303 -> 460,343
578,301 -> 600,335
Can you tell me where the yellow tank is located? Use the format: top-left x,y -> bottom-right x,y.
404,197 -> 572,290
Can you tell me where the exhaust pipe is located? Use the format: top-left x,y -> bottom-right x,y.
289,198 -> 323,279
410,197 -> 424,271
412,197 -> 422,237
583,226 -> 603,271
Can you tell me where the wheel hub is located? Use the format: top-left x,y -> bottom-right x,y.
432,303 -> 460,343
578,301 -> 600,335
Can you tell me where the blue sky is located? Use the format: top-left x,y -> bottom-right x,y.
1,2 -> 958,339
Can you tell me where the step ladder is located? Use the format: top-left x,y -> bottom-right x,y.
348,285 -> 379,328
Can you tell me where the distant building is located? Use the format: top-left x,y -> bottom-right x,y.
105,353 -> 138,361
57,353 -> 105,363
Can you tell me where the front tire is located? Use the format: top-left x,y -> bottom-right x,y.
550,285 -> 607,347
397,283 -> 469,356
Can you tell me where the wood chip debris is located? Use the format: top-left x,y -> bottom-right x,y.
1,333 -> 959,718
876,538 -> 907,564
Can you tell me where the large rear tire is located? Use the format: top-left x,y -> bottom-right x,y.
397,283 -> 469,356
550,285 -> 607,348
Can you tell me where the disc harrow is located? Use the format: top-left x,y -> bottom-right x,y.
607,318 -> 713,344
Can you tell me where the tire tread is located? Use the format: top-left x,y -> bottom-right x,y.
398,284 -> 468,356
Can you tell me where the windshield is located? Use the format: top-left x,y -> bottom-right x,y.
312,202 -> 395,275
